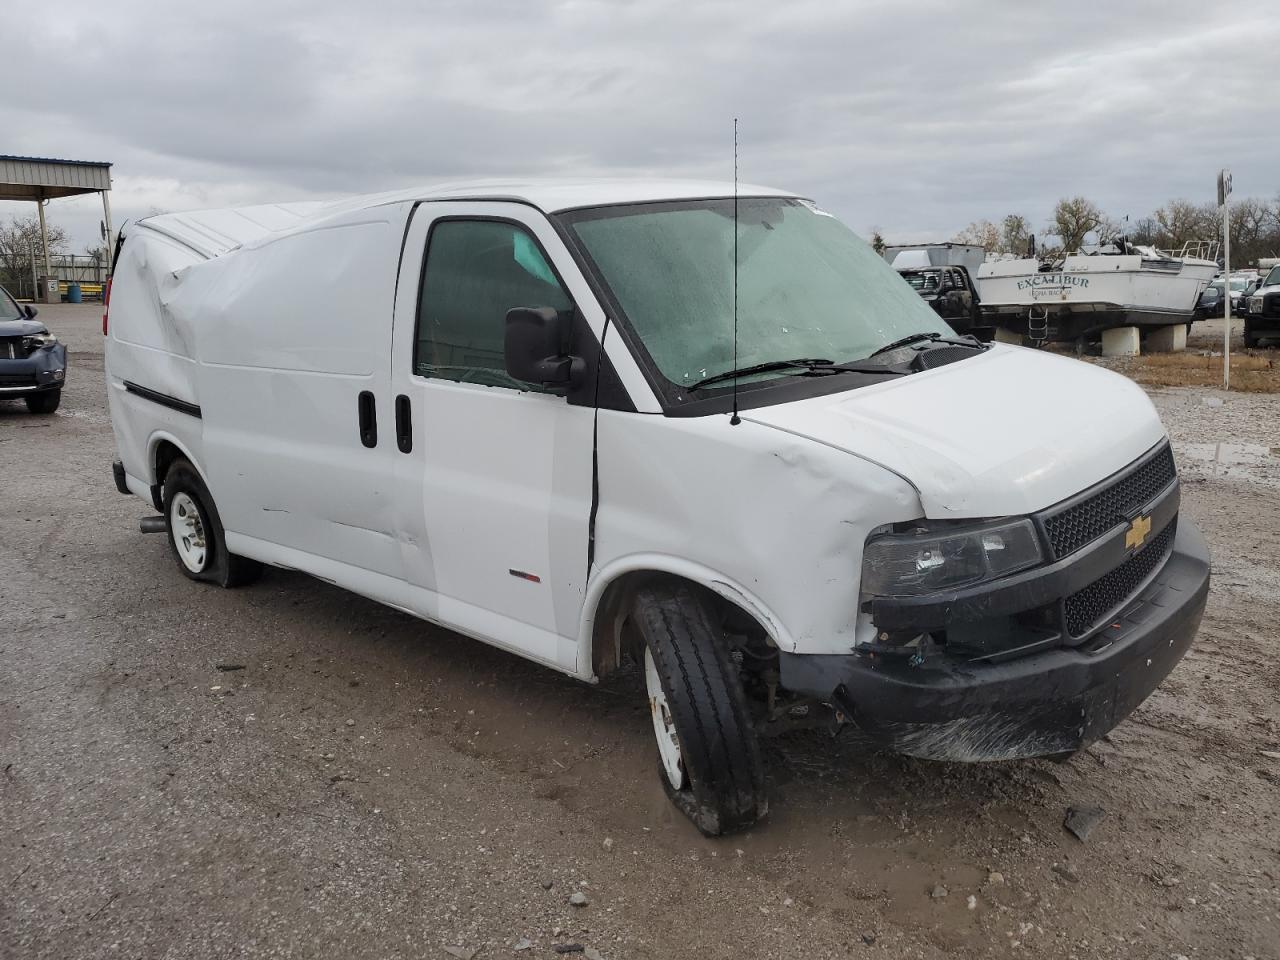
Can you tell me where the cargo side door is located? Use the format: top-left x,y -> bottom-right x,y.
388,202 -> 597,669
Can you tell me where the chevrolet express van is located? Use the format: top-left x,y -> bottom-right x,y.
106,181 -> 1209,835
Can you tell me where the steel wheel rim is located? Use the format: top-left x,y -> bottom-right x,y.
170,492 -> 208,573
644,647 -> 685,790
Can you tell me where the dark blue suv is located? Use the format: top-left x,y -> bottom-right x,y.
0,284 -> 67,413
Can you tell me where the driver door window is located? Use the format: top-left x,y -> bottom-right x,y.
414,219 -> 573,390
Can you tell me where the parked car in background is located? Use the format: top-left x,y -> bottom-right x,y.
1245,264 -> 1280,348
1194,281 -> 1226,321
886,245 -> 989,339
0,284 -> 66,413
1228,276 -> 1256,318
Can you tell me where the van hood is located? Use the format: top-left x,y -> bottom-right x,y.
743,345 -> 1167,519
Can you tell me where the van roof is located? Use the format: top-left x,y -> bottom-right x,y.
134,178 -> 797,260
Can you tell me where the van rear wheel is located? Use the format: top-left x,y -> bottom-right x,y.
632,583 -> 768,836
161,458 -> 263,588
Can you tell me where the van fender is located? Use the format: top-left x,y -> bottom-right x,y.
146,430 -> 206,487
574,553 -> 796,681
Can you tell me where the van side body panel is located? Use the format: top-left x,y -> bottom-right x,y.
166,206 -> 414,581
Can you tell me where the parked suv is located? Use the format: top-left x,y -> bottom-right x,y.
0,284 -> 67,413
1245,265 -> 1280,347
106,182 -> 1210,834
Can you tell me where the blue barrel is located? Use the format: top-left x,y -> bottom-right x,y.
68,282 -> 82,304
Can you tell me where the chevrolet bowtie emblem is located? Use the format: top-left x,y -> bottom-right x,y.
1125,514 -> 1153,550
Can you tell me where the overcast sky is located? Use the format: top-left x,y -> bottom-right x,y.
7,0 -> 1279,251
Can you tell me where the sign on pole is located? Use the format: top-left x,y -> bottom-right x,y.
1219,168 -> 1232,391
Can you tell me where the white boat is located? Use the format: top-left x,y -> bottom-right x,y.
977,240 -> 1219,343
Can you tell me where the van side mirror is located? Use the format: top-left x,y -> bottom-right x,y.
24,304 -> 37,319
504,306 -> 584,392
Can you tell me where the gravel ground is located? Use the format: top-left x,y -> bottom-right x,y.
2,305 -> 1278,960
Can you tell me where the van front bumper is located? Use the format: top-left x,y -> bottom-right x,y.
779,521 -> 1210,761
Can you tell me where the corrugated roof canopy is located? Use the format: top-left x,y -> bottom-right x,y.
0,155 -> 112,201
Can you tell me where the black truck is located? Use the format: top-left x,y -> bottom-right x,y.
895,262 -> 988,339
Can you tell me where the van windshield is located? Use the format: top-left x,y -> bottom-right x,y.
560,198 -> 951,391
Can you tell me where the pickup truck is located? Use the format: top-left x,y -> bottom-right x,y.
1245,264 -> 1280,347
105,180 -> 1209,834
896,263 -> 987,338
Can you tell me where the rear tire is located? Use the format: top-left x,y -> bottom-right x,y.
161,458 -> 263,588
631,582 -> 767,836
25,390 -> 60,414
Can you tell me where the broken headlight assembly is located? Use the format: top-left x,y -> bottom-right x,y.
22,333 -> 58,350
860,517 -> 1043,598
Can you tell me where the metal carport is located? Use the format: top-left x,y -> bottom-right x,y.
0,155 -> 113,301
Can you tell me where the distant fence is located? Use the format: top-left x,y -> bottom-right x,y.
2,254 -> 109,300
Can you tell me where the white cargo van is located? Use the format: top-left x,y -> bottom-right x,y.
106,181 -> 1209,834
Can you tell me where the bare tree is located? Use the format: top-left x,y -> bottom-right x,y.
868,228 -> 886,255
1229,197 -> 1277,265
1153,199 -> 1218,251
1000,214 -> 1031,256
0,214 -> 69,297
1128,216 -> 1164,246
1049,197 -> 1109,252
953,219 -> 1001,252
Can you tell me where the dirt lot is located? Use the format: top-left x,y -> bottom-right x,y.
2,305 -> 1278,960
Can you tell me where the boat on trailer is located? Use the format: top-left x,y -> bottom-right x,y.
977,240 -> 1219,344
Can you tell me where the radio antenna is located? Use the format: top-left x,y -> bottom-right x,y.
730,117 -> 741,426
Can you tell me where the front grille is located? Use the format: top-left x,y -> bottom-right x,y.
0,336 -> 28,360
1263,293 -> 1280,318
1064,520 -> 1176,637
1042,444 -> 1177,558
0,373 -> 37,387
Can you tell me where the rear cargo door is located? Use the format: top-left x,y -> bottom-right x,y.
388,202 -> 597,668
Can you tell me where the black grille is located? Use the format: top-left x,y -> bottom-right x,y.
0,336 -> 28,360
1042,445 -> 1177,558
1064,520 -> 1176,637
0,373 -> 36,387
1263,293 -> 1280,318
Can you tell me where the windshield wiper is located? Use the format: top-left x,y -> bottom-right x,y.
688,358 -> 833,391
866,331 -> 942,358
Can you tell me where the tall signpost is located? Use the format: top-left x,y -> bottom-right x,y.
1218,168 -> 1232,391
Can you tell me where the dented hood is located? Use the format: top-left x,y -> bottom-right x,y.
743,345 -> 1166,519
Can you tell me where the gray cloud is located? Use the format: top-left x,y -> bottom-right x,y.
6,0 -> 1278,249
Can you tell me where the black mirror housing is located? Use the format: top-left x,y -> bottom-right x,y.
504,306 -> 584,392
24,304 -> 37,319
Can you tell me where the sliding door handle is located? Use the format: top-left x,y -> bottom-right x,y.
357,391 -> 377,448
395,394 -> 412,453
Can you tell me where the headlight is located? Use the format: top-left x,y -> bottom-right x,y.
861,518 -> 1043,597
22,333 -> 57,350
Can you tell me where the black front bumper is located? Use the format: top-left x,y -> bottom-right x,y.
0,344 -> 68,396
780,521 -> 1210,761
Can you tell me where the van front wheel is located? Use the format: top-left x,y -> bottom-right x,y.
632,583 -> 768,836
161,458 -> 263,588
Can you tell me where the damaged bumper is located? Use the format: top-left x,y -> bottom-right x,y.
0,344 -> 68,395
780,521 -> 1210,761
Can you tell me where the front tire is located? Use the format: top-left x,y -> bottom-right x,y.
161,458 -> 263,588
632,583 -> 767,836
25,390 -> 61,414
